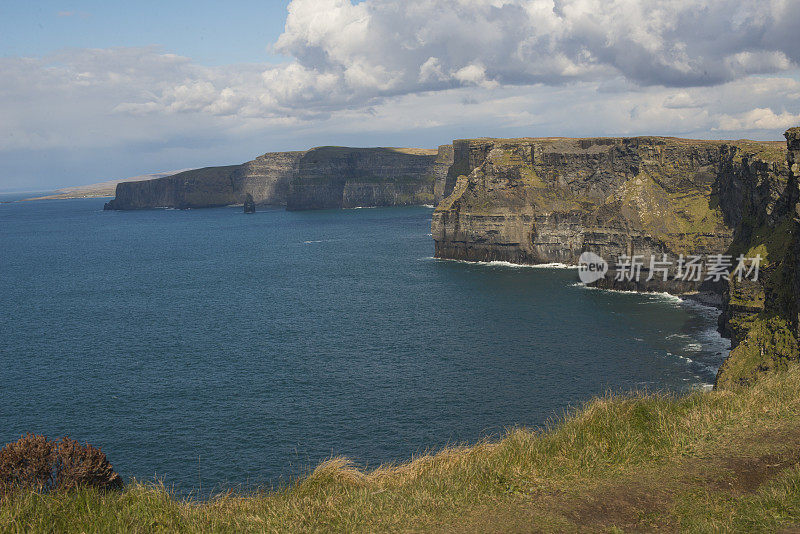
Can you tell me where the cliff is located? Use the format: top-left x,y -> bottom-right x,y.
431,136 -> 786,291
103,152 -> 304,210
715,129 -> 800,388
104,146 -> 448,211
430,131 -> 800,388
432,144 -> 455,205
286,147 -> 438,210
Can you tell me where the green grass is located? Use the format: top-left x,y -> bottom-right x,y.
6,365 -> 800,532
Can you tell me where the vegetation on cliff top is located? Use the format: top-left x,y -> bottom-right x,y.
6,364 -> 800,532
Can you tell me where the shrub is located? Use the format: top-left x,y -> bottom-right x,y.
55,437 -> 122,492
0,434 -> 55,494
0,434 -> 122,497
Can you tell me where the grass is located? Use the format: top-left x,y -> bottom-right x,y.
5,365 -> 800,532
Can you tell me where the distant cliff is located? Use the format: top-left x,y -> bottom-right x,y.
286,147 -> 438,210
23,169 -> 194,202
104,152 -> 304,210
104,146 -> 448,211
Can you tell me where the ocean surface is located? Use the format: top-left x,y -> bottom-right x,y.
0,195 -> 729,495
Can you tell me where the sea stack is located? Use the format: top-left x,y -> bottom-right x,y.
243,193 -> 256,214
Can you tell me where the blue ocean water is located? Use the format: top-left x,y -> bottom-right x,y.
0,196 -> 729,495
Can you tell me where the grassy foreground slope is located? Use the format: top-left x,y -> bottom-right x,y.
5,367 -> 800,532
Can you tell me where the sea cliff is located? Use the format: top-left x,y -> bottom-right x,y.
431,136 -> 785,272
430,131 -> 800,387
286,147 -> 438,210
104,147 -> 445,211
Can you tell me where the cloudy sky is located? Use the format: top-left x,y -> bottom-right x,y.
1,0 -> 799,191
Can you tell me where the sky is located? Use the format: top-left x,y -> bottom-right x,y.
1,0 -> 799,191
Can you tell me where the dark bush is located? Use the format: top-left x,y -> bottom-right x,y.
0,434 -> 55,494
55,437 -> 122,492
0,434 -> 122,496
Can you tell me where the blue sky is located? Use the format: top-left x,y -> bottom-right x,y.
1,0 -> 799,191
0,1 -> 291,65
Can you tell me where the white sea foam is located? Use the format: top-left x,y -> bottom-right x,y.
666,333 -> 690,340
303,240 -> 324,244
421,204 -> 435,208
572,283 -> 684,302
431,257 -> 578,269
573,283 -> 730,379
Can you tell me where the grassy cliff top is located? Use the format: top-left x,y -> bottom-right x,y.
453,135 -> 785,145
6,365 -> 800,532
304,146 -> 438,156
451,136 -> 786,160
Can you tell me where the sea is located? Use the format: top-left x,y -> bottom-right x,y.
0,194 -> 729,496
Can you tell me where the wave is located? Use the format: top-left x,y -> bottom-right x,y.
430,257 -> 578,269
571,283 -> 684,302
573,283 -> 730,380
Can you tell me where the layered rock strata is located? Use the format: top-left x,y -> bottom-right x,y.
431,136 -> 787,293
286,147 -> 438,210
104,146 -> 449,211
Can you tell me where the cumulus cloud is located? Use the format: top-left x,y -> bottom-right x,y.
2,0 -> 800,189
99,0 -> 800,120
716,108 -> 800,132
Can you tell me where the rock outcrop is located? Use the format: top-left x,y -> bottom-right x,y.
243,193 -> 256,214
103,145 -> 454,211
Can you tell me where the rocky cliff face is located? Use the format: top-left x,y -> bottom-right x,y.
103,151 -> 304,210
433,144 -> 455,205
104,146 -> 446,211
714,129 -> 800,388
431,136 -> 786,291
429,131 -> 799,388
286,147 -> 438,210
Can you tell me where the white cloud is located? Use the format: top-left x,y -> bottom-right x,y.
716,108 -> 800,132
95,0 -> 797,123
3,0 -> 800,189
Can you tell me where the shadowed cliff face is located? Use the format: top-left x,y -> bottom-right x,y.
432,136 -> 787,286
286,147 -> 438,210
714,128 -> 800,388
103,151 -> 305,210
104,146 -> 448,211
